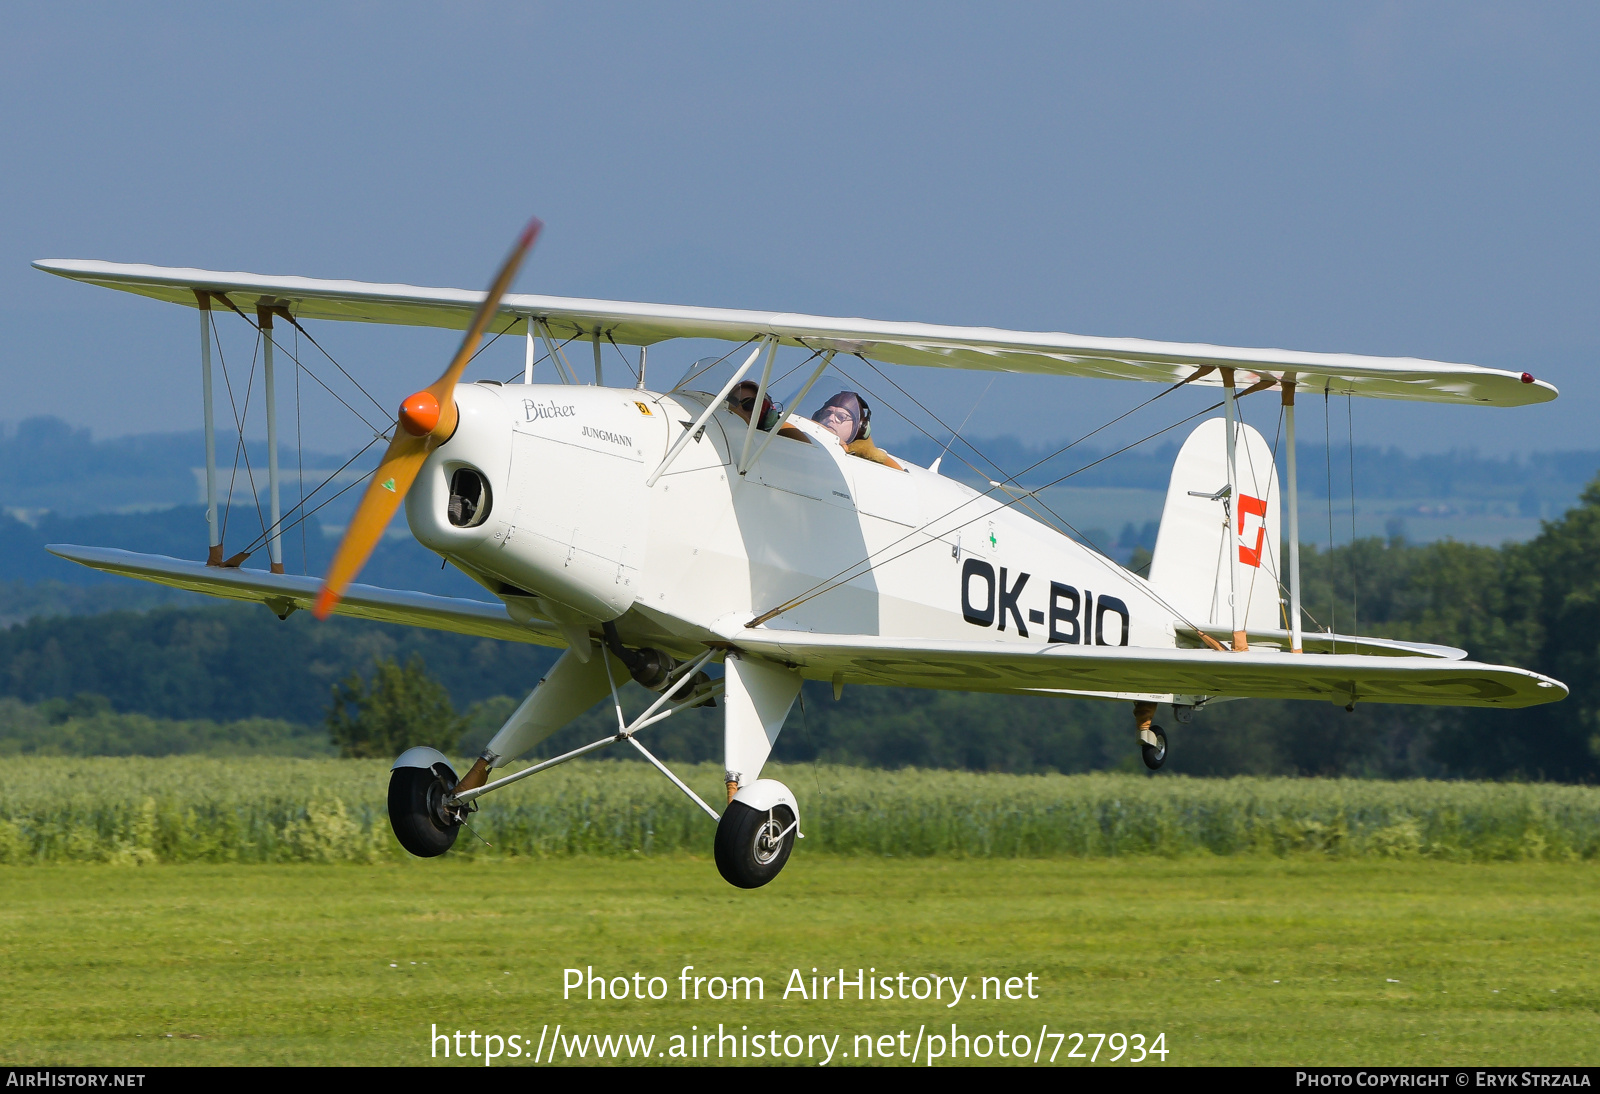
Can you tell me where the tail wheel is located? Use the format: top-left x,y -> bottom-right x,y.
714,800 -> 796,889
1141,725 -> 1169,771
387,763 -> 462,857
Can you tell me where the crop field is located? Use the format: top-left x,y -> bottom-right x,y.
2,758 -> 1598,863
0,759 -> 1595,1067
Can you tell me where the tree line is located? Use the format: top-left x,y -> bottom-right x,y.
4,478 -> 1600,781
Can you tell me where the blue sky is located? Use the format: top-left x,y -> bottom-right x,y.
3,2 -> 1595,456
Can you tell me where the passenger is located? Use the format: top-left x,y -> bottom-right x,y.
811,391 -> 903,470
727,382 -> 811,443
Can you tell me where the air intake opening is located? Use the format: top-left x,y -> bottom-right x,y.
447,467 -> 491,528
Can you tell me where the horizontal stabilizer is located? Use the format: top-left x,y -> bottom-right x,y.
1176,626 -> 1467,660
46,545 -> 562,647
720,624 -> 1565,709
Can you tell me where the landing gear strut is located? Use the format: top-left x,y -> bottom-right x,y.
1133,700 -> 1169,771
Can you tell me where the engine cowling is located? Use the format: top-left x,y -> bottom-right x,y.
408,382 -> 665,621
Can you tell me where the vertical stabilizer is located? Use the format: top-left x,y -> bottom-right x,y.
1148,417 -> 1282,634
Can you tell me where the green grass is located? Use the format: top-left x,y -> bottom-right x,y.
1,758 -> 1597,863
0,858 -> 1594,1066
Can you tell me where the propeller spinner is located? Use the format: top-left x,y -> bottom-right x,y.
312,218 -> 542,619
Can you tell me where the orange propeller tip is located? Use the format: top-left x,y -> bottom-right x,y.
520,217 -> 544,248
312,588 -> 338,620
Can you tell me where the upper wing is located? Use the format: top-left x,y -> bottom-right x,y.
35,259 -> 1555,407
47,544 -> 563,647
720,625 -> 1566,709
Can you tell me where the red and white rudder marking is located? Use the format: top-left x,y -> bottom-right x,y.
1147,418 -> 1282,634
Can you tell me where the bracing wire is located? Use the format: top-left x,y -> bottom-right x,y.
766,396 -> 1232,631
262,324 -> 389,439
272,312 -> 391,420
216,319 -> 270,549
1231,392 -> 1292,635
216,298 -> 391,439
827,356 -> 1083,541
541,326 -> 585,386
507,341 -> 552,383
507,333 -> 580,384
230,310 -> 524,560
936,377 -> 995,469
467,316 -> 520,368
770,356 -> 814,394
226,308 -> 524,562
1227,393 -> 1259,620
1347,392 -> 1358,643
832,353 -> 1168,562
851,351 -> 1202,499
209,319 -> 236,546
229,328 -> 270,552
752,381 -> 1232,630
294,321 -> 307,575
670,339 -> 756,393
228,433 -> 389,559
1267,400 -> 1291,631
1325,387 -> 1336,652
605,333 -> 640,386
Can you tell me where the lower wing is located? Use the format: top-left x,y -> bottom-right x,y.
47,545 -> 562,647
720,625 -> 1566,709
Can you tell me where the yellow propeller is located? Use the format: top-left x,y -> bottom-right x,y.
313,218 -> 542,620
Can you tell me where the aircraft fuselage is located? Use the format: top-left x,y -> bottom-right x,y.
406,383 -> 1181,683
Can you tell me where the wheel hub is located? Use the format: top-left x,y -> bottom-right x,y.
427,770 -> 469,827
753,813 -> 787,866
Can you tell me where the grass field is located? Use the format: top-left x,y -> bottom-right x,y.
0,857 -> 1594,1066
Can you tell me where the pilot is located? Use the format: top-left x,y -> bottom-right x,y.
812,391 -> 903,470
728,382 -> 811,442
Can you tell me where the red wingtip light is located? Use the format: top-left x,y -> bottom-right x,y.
398,390 -> 441,436
1521,372 -> 1535,384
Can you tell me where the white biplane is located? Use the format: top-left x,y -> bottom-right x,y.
33,221 -> 1566,887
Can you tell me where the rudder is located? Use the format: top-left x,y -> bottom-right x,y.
1147,417 -> 1282,636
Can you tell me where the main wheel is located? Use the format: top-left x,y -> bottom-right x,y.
714,800 -> 796,889
1141,725 -> 1169,771
388,763 -> 461,857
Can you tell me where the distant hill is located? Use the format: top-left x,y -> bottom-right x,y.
4,415 -> 1599,606
0,504 -> 486,608
6,414 -> 1598,518
6,468 -> 1600,781
0,417 -> 480,610
888,433 -> 1600,513
0,416 -> 363,517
